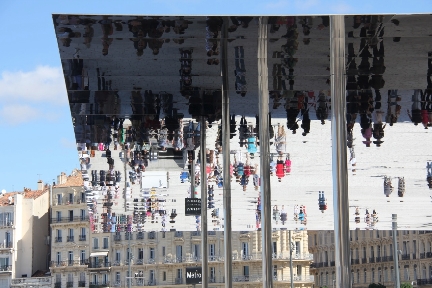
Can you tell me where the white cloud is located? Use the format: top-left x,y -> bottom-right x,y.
0,104 -> 41,125
0,66 -> 67,105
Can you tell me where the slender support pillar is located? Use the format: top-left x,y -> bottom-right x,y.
330,15 -> 351,288
200,116 -> 208,288
258,16 -> 273,288
191,159 -> 195,198
392,214 -> 401,288
289,230 -> 294,288
221,16 -> 232,288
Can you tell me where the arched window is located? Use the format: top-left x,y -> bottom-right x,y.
391,266 -> 394,281
378,267 -> 382,282
422,264 -> 427,279
357,269 -> 360,283
364,268 -> 367,284
372,268 -> 375,283
384,267 -> 388,282
414,264 -> 418,280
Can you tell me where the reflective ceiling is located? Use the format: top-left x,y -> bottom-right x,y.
53,14 -> 432,232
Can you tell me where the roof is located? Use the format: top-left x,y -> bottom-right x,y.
0,189 -> 48,206
54,170 -> 83,187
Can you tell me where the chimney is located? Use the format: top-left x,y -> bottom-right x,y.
57,172 -> 67,185
37,180 -> 44,191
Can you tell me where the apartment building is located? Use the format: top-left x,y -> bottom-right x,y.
49,171 -> 90,288
0,183 -> 50,288
85,229 -> 313,287
309,230 -> 432,288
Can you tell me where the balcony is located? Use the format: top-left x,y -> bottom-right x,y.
0,242 -> 12,249
79,235 -> 86,241
113,234 -> 121,242
78,281 -> 86,287
369,257 -> 375,263
208,231 -> 216,236
421,252 -> 426,259
136,232 -> 144,240
330,261 -> 335,266
66,281 -> 74,288
0,221 -> 14,228
175,278 -> 183,284
427,252 -> 432,258
351,259 -> 360,265
0,265 -> 12,272
361,257 -> 367,264
88,262 -> 110,269
11,277 -> 51,287
191,231 -> 201,237
54,197 -> 85,206
54,282 -> 61,288
376,256 -> 382,263
67,236 -> 74,242
89,282 -> 110,288
417,279 -> 432,285
55,237 -> 62,243
401,254 -> 410,260
51,216 -> 89,223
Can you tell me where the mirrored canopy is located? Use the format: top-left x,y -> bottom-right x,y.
53,14 -> 432,232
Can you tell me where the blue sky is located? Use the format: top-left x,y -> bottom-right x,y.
0,0 -> 430,192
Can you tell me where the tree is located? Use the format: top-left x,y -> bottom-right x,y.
400,283 -> 413,288
368,284 -> 386,288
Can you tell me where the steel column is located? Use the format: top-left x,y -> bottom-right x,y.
330,15 -> 351,288
200,116 -> 208,288
392,214 -> 401,288
221,16 -> 232,288
258,16 -> 273,288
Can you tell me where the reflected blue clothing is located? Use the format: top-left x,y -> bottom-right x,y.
247,137 -> 257,154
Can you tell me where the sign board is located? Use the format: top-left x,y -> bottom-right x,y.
186,267 -> 202,284
185,198 -> 201,216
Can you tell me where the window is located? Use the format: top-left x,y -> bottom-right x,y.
296,265 -> 302,276
80,272 -> 85,282
56,252 -> 61,264
177,268 -> 182,279
80,209 -> 86,220
68,251 -> 73,264
138,248 -> 143,260
126,248 -> 131,260
56,211 -> 61,222
150,247 -> 155,260
193,244 -> 199,259
80,227 -> 86,238
242,242 -> 249,259
372,268 -> 375,283
57,194 -> 62,205
80,250 -> 85,264
370,246 -> 375,258
272,242 -> 277,256
414,264 -> 418,280
243,266 -> 249,277
163,271 -> 166,281
115,251 -> 120,262
210,267 -> 216,282
357,269 -> 360,283
391,266 -> 394,281
67,273 -> 73,284
68,228 -> 74,242
149,270 -> 155,283
209,244 -> 215,256
378,267 -> 382,282
93,238 -> 99,249
364,269 -> 367,284
162,246 -> 165,257
103,237 -> 108,249
69,193 -> 73,203
69,210 -> 74,221
273,265 -> 277,279
102,274 -> 108,284
404,265 -> 409,281
295,241 -> 301,255
115,272 -> 120,283
56,274 -> 61,284
56,229 -> 62,241
384,267 -> 388,282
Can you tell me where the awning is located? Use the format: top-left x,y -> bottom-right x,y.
90,251 -> 108,257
